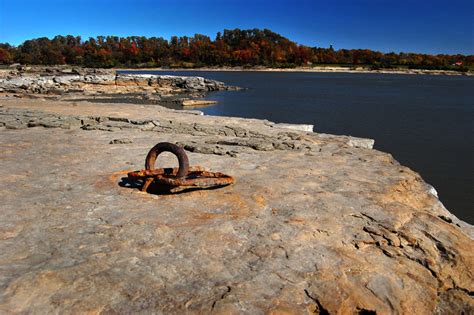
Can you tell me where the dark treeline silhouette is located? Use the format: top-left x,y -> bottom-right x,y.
0,29 -> 472,71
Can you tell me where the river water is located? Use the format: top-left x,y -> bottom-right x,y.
121,70 -> 474,224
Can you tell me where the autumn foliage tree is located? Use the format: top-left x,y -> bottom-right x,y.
0,44 -> 13,64
0,29 -> 471,71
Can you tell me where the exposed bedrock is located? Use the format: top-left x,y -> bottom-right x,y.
0,71 -> 238,96
0,99 -> 472,314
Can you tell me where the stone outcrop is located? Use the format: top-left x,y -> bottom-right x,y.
115,74 -> 234,91
0,71 -> 237,97
0,106 -> 371,152
0,98 -> 472,314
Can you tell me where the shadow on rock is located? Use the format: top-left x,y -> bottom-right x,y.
118,176 -> 227,195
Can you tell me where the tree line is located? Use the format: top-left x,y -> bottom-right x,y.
0,29 -> 472,71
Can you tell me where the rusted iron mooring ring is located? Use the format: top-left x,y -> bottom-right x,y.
127,142 -> 234,193
145,142 -> 190,178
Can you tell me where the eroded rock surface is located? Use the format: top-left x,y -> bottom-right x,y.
0,99 -> 472,314
0,71 -> 237,97
0,105 -> 371,154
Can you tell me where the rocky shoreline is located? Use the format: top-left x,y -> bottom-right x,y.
0,66 -> 240,107
0,69 -> 473,313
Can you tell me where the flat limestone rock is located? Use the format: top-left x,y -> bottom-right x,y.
0,72 -> 234,97
0,99 -> 472,314
181,99 -> 218,107
271,122 -> 314,133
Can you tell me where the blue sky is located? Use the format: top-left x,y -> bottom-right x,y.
0,0 -> 473,54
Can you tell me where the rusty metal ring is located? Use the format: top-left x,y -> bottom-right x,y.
145,142 -> 189,178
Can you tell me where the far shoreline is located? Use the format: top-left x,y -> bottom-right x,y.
114,66 -> 473,76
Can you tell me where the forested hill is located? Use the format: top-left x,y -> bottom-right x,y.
0,29 -> 472,70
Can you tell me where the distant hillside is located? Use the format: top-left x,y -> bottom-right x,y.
0,29 -> 472,71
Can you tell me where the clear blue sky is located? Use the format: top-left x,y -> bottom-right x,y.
0,0 -> 473,54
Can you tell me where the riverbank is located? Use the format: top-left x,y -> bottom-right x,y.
116,65 -> 473,76
0,93 -> 473,313
0,67 -> 241,109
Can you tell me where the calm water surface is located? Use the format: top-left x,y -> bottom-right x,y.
123,70 -> 474,223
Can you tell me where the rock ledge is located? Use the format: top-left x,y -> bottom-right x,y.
0,97 -> 472,314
